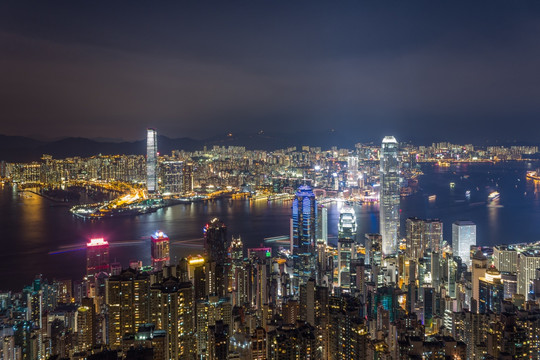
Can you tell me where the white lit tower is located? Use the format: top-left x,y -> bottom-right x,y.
380,136 -> 400,256
337,206 -> 357,291
146,128 -> 158,193
452,221 -> 476,269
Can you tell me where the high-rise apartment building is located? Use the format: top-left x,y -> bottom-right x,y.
517,251 -> 540,300
149,277 -> 195,360
146,128 -> 157,193
151,231 -> 170,272
76,298 -> 96,352
106,268 -> 150,348
452,221 -> 476,268
493,245 -> 518,273
380,136 -> 400,256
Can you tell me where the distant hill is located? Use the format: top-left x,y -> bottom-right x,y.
0,130 -> 359,162
0,135 -> 203,162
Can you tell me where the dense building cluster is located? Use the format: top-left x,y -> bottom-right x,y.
1,137 -> 540,360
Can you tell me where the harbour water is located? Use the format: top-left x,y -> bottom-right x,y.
1,161 -> 540,290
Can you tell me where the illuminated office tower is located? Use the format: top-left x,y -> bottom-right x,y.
204,218 -> 228,297
204,218 -> 228,265
316,205 -> 328,278
338,206 -> 357,240
452,221 -> 476,268
337,206 -> 357,291
86,238 -> 110,281
228,236 -> 243,298
338,239 -> 356,291
292,185 -> 318,292
146,128 -> 157,193
379,136 -> 400,256
347,156 -> 359,187
493,245 -> 518,273
149,278 -> 195,360
424,219 -> 443,253
151,231 -> 170,272
478,267 -> 503,314
448,256 -> 458,298
317,205 -> 328,245
106,268 -> 150,349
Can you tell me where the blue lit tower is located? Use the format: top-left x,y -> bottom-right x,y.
380,136 -> 400,256
146,128 -> 158,193
292,185 -> 317,293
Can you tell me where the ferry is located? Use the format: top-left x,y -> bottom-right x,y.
488,191 -> 500,202
526,170 -> 540,181
437,161 -> 451,167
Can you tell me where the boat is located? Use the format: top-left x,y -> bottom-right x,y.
428,195 -> 436,201
526,170 -> 540,181
488,191 -> 500,202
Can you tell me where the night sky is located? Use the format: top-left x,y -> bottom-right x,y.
1,1 -> 540,144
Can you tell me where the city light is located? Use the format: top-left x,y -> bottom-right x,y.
87,238 -> 108,247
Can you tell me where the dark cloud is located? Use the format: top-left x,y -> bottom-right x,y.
1,1 -> 540,143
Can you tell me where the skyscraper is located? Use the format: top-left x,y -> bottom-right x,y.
151,231 -> 170,272
292,185 -> 317,292
204,218 -> 228,265
204,218 -> 228,296
146,128 -> 157,193
106,268 -> 150,348
149,277 -> 195,360
338,205 -> 357,240
452,221 -> 476,268
337,206 -> 357,291
493,245 -> 518,273
86,238 -> 109,282
406,218 -> 443,259
160,160 -> 183,194
380,136 -> 400,256
517,251 -> 540,300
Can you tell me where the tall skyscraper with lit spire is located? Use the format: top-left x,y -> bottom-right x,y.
380,136 -> 400,256
146,128 -> 157,193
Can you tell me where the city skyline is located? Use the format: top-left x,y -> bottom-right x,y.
3,2 -> 540,359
